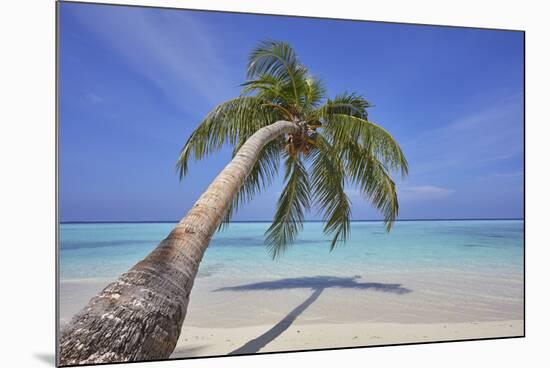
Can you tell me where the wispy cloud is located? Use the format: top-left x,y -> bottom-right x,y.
406,95 -> 524,176
70,6 -> 239,113
475,170 -> 523,182
85,92 -> 104,104
346,185 -> 454,203
488,171 -> 523,178
399,185 -> 454,201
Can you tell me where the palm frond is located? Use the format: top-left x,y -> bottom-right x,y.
302,77 -> 326,111
315,93 -> 371,119
176,96 -> 282,179
310,135 -> 351,250
345,141 -> 399,231
322,113 -> 408,176
241,75 -> 296,115
176,40 -> 408,257
220,138 -> 283,229
247,40 -> 307,107
265,154 -> 311,259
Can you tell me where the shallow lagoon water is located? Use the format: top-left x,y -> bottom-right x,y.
60,220 -> 524,282
59,220 -> 524,329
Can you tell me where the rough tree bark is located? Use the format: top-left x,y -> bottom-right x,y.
59,120 -> 300,366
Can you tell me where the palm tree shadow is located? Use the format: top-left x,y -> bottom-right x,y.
230,288 -> 323,355
213,275 -> 411,355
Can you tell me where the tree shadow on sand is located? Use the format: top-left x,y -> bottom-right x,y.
213,275 -> 411,355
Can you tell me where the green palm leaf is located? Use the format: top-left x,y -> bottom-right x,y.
265,154 -> 311,259
241,76 -> 296,118
247,40 -> 308,107
302,77 -> 326,111
176,96 -> 282,178
345,141 -> 399,231
322,113 -> 408,176
177,40 -> 408,256
221,138 -> 283,228
310,135 -> 351,250
316,92 -> 371,119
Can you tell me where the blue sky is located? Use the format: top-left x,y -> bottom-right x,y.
59,2 -> 524,222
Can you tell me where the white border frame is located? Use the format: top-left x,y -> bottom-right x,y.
2,1 -> 549,368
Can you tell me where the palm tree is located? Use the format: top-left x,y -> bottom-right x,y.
59,40 -> 408,365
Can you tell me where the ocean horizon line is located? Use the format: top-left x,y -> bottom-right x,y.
60,218 -> 524,224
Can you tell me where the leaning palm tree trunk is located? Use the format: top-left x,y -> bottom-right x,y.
59,120 -> 300,365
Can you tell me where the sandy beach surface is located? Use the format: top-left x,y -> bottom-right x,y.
172,320 -> 522,358
59,267 -> 523,358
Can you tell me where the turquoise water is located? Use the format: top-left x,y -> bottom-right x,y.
59,220 -> 523,282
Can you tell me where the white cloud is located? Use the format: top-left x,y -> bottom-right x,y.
70,6 -> 238,113
405,95 -> 524,176
398,185 -> 454,201
85,93 -> 103,104
346,185 -> 454,203
476,170 -> 523,181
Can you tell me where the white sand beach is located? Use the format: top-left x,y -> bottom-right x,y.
59,267 -> 524,359
173,320 -> 522,358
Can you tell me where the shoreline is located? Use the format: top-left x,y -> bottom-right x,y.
59,218 -> 524,360
60,272 -> 523,359
58,277 -> 523,359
